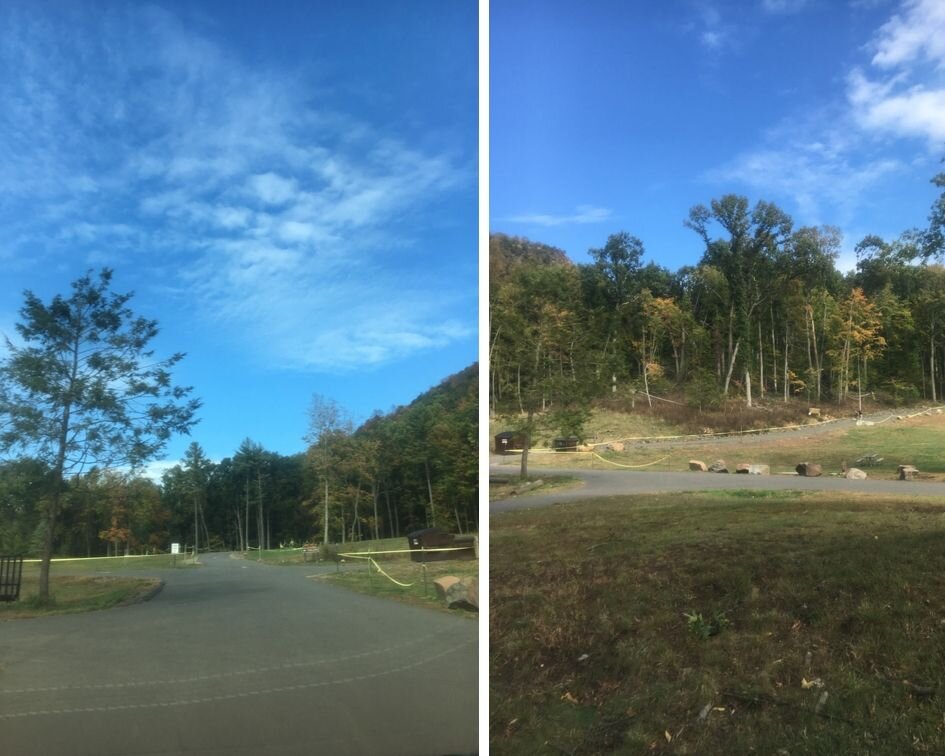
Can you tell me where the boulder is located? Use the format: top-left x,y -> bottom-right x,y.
689,460 -> 708,472
844,467 -> 867,480
445,577 -> 478,611
433,576 -> 462,601
736,463 -> 770,475
898,465 -> 919,481
708,460 -> 728,473
796,462 -> 822,477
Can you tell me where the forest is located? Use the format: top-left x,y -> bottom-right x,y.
0,363 -> 477,558
490,164 -> 945,440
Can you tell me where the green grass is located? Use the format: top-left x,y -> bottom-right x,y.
489,474 -> 583,501
320,557 -> 479,615
491,490 -> 945,754
34,553 -> 200,572
0,567 -> 160,619
517,413 -> 945,479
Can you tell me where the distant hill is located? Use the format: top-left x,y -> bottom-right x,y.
490,233 -> 572,289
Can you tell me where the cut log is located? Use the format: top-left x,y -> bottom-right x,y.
689,460 -> 708,472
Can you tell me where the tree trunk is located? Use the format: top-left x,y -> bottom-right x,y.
372,480 -> 380,541
323,478 -> 329,545
931,327 -> 937,402
745,369 -> 752,408
722,338 -> 741,396
424,459 -> 435,528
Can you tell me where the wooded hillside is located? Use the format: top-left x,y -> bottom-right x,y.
490,165 -> 945,437
0,364 -> 477,556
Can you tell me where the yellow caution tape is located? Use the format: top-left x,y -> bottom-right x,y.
590,453 -> 669,468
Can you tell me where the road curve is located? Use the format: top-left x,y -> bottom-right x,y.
491,464 -> 945,512
0,553 -> 476,756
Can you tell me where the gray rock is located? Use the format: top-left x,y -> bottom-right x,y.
445,577 -> 478,611
796,462 -> 822,477
898,465 -> 919,480
844,467 -> 867,480
708,460 -> 728,473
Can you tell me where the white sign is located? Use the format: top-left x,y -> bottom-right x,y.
171,543 -> 180,555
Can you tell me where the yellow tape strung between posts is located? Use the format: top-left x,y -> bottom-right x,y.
590,453 -> 669,469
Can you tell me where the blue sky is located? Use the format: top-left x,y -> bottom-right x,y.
491,0 -> 945,273
0,0 -> 478,474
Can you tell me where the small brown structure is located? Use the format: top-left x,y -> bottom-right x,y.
796,462 -> 823,477
494,431 -> 526,455
407,528 -> 476,562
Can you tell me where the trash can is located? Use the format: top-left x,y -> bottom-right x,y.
552,436 -> 580,451
407,529 -> 475,562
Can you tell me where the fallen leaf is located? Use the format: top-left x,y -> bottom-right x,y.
577,653 -> 589,662
801,677 -> 825,689
561,691 -> 579,705
664,730 -> 672,743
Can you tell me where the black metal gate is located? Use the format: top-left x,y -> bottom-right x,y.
0,555 -> 24,602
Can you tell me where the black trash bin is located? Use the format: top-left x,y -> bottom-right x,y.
0,555 -> 24,602
552,436 -> 580,451
406,529 -> 475,562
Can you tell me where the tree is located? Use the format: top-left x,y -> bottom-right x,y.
305,395 -> 352,544
182,441 -> 213,560
924,160 -> 945,259
0,269 -> 200,600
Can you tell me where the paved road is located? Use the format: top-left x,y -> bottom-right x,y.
491,463 -> 945,512
0,554 -> 477,755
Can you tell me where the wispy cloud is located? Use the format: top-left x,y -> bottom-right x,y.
707,0 -> 944,235
847,0 -> 945,145
502,205 -> 612,227
0,4 -> 474,372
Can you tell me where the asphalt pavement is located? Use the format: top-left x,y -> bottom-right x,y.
491,463 -> 945,512
0,553 -> 477,755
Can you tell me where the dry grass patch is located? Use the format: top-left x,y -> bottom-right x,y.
491,491 -> 945,754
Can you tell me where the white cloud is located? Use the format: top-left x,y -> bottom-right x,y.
0,5 -> 474,372
503,205 -> 613,227
871,0 -> 945,68
248,172 -> 298,206
846,0 -> 945,145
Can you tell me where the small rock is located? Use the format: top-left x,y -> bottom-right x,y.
708,460 -> 728,473
689,460 -> 708,472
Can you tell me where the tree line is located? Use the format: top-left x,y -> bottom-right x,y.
0,270 -> 477,586
490,163 -> 945,446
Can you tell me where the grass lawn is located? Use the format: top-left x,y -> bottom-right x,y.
319,557 -> 479,616
1,564 -> 160,619
516,413 -> 945,480
490,490 -> 945,754
490,474 -> 584,502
